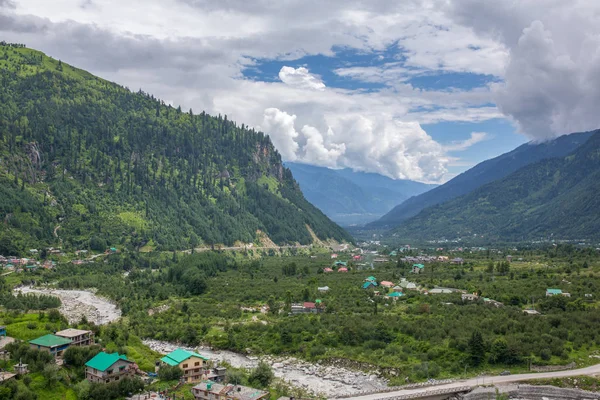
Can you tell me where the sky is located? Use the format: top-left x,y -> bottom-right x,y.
1,0 -> 600,183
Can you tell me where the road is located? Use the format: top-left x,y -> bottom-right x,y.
342,363 -> 600,400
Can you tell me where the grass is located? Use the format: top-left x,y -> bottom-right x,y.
524,375 -> 600,391
1,313 -> 62,341
124,335 -> 163,372
28,373 -> 77,400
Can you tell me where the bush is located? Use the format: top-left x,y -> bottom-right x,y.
248,361 -> 274,388
158,364 -> 183,381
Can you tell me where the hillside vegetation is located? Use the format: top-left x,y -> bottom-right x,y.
0,43 -> 351,254
371,131 -> 594,228
391,131 -> 600,241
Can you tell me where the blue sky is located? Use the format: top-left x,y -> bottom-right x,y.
243,48 -> 526,180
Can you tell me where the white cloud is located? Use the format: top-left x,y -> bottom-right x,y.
279,66 -> 326,91
443,132 -> 489,152
446,0 -> 600,140
260,108 -> 299,161
1,0 -> 533,182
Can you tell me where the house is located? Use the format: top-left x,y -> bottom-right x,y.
523,309 -> 540,315
55,329 -> 94,347
317,286 -> 329,293
353,255 -> 362,261
85,352 -> 135,384
323,267 -> 333,273
392,286 -> 403,293
389,251 -> 397,257
160,348 -> 213,383
331,254 -> 338,259
14,360 -> 28,375
428,288 -> 454,294
437,256 -> 449,262
338,267 -> 348,272
506,255 -> 513,263
546,288 -> 563,297
192,381 -> 269,400
0,326 -> 5,337
362,281 -> 377,289
483,298 -> 504,308
29,334 -> 72,357
380,281 -> 394,288
451,258 -> 464,265
0,372 -> 16,383
334,261 -> 348,267
412,264 -> 424,273
365,276 -> 376,282
461,293 -> 479,301
303,302 -> 316,311
387,292 -> 403,299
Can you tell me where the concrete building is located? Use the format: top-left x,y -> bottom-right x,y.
85,352 -> 135,384
160,348 -> 213,383
192,381 -> 269,400
55,329 -> 94,347
29,334 -> 72,357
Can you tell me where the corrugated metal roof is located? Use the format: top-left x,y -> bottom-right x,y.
161,348 -> 209,366
29,334 -> 72,348
85,352 -> 129,372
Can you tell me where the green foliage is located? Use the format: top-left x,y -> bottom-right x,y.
63,345 -> 102,369
467,331 -> 485,366
0,44 -> 351,254
158,364 -> 184,381
248,361 -> 274,388
392,131 -> 600,241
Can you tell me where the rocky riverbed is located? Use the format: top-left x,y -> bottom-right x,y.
143,339 -> 388,398
14,286 -> 121,325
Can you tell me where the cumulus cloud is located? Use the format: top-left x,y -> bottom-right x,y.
443,132 -> 489,152
260,108 -> 299,161
446,0 -> 600,140
279,66 -> 326,91
0,0 -> 516,182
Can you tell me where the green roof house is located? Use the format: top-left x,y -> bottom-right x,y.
546,288 -> 563,297
412,264 -> 425,274
85,352 -> 134,384
388,292 -> 404,298
362,281 -> 377,289
160,349 -> 212,383
29,334 -> 72,357
365,276 -> 376,282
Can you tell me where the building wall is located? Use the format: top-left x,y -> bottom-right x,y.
86,359 -> 133,384
178,356 -> 213,383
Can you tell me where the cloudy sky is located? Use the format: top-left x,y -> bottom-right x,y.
2,0 -> 600,183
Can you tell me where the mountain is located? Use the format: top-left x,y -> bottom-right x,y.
0,43 -> 352,255
285,162 -> 436,226
390,130 -> 600,241
370,131 -> 595,228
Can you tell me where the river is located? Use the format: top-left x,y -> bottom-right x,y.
143,339 -> 388,398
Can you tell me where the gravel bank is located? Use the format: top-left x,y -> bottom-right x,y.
143,339 -> 388,398
14,287 -> 121,325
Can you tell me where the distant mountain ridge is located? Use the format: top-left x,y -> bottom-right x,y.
370,131 -> 596,228
390,130 -> 600,241
286,162 -> 436,226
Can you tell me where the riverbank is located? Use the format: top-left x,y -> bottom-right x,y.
13,286 -> 121,325
143,339 -> 388,398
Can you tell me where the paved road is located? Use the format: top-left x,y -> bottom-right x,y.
343,363 -> 600,400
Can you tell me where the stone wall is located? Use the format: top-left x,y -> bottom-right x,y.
530,362 -> 576,372
461,384 -> 600,400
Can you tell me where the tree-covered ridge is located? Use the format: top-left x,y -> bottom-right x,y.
0,44 -> 351,254
391,131 -> 600,241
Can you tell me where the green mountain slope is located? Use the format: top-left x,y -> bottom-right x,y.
0,43 -> 352,254
391,130 -> 600,241
370,131 -> 594,228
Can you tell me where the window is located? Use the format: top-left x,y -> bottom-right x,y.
195,361 -> 200,366
183,363 -> 188,368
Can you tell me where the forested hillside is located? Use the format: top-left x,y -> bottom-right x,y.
0,43 -> 351,254
391,131 -> 600,241
371,131 -> 594,228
